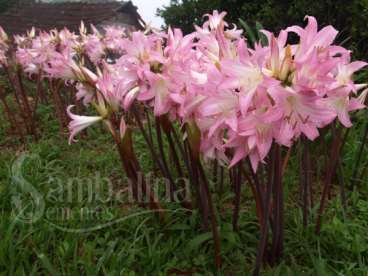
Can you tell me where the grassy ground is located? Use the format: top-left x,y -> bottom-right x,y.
0,103 -> 368,275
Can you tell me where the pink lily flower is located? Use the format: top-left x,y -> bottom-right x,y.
287,15 -> 338,62
67,106 -> 103,144
45,48 -> 81,80
333,61 -> 368,92
203,10 -> 228,31
324,87 -> 366,127
220,59 -> 264,114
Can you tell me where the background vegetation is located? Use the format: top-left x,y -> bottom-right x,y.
0,0 -> 367,274
158,0 -> 368,59
0,0 -> 13,13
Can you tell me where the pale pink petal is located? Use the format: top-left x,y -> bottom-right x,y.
120,117 -> 127,139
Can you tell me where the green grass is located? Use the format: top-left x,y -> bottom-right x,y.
0,103 -> 368,275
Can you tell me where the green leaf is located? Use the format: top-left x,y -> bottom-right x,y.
169,223 -> 191,230
255,21 -> 268,46
186,232 -> 212,252
222,230 -> 237,245
96,240 -> 118,273
239,19 -> 256,46
37,252 -> 60,276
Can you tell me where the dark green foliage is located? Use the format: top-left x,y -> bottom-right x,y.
0,0 -> 14,13
158,0 -> 368,58
157,0 -> 221,34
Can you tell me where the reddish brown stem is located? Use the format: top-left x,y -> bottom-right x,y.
108,117 -> 164,220
271,145 -> 283,264
15,68 -> 38,139
198,161 -> 222,270
0,88 -> 26,143
248,160 -> 265,222
4,67 -> 31,135
49,80 -> 67,132
242,167 -> 263,225
281,146 -> 292,176
232,161 -> 242,231
187,141 -> 209,231
36,73 -> 47,105
155,117 -> 177,201
300,137 -> 310,228
253,146 -> 275,276
315,125 -> 342,234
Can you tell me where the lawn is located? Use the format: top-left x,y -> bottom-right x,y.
0,102 -> 367,275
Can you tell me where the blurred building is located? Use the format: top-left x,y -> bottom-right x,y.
0,0 -> 143,35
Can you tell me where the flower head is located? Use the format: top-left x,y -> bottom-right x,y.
67,106 -> 103,144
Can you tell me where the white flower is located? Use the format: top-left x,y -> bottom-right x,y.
67,105 -> 102,144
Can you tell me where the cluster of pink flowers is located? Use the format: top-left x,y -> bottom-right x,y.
3,11 -> 367,171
